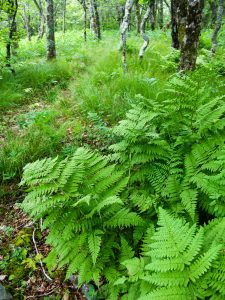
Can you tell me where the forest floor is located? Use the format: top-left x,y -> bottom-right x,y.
0,28 -> 220,299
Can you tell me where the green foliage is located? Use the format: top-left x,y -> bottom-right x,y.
111,70 -> 225,220
111,209 -> 225,300
21,68 -> 225,298
20,147 -> 143,286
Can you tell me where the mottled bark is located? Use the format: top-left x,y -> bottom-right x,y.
78,0 -> 87,41
46,0 -> 56,59
90,0 -> 101,40
150,0 -> 156,30
135,0 -> 141,34
116,5 -> 125,26
33,0 -> 45,39
159,0 -> 164,29
120,0 -> 134,72
6,0 -> 18,73
211,0 -> 224,53
177,0 -> 188,47
171,0 -> 179,49
180,0 -> 204,71
139,4 -> 151,59
23,3 -> 32,41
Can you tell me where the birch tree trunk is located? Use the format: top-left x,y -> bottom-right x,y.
171,0 -> 179,49
211,0 -> 224,53
159,0 -> 164,29
177,0 -> 188,48
116,5 -> 124,26
33,0 -> 45,39
150,0 -> 156,30
180,0 -> 204,71
139,5 -> 151,59
23,2 -> 32,41
120,0 -> 134,72
46,0 -> 56,59
78,0 -> 87,41
90,0 -> 101,40
135,0 -> 141,34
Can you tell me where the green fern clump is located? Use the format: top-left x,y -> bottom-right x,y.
20,147 -> 143,286
20,70 -> 225,298
112,209 -> 225,300
111,72 -> 225,220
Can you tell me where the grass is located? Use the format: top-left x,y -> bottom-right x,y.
0,28 -> 224,186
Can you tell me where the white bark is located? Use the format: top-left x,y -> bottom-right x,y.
211,0 -> 224,53
139,6 -> 151,59
120,0 -> 134,72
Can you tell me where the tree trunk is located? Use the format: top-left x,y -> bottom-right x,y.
23,3 -> 32,41
120,0 -> 134,72
171,0 -> 179,49
116,5 -> 125,26
135,0 -> 141,34
211,0 -> 224,53
33,0 -> 45,39
159,0 -> 164,29
62,0 -> 66,33
139,4 -> 151,59
78,0 -> 87,41
90,0 -> 101,40
209,0 -> 218,27
150,0 -> 156,30
180,0 -> 204,71
177,0 -> 188,48
46,0 -> 56,59
6,0 -> 18,73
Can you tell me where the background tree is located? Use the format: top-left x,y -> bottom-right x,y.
180,0 -> 204,71
211,0 -> 224,53
46,0 -> 56,59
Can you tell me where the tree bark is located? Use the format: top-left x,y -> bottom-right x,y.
159,0 -> 164,29
6,0 -> 18,73
23,2 -> 32,41
177,0 -> 188,48
211,0 -> 224,53
46,0 -> 56,59
33,0 -> 45,39
116,5 -> 125,26
139,4 -> 151,59
171,0 -> 179,49
150,0 -> 156,30
90,0 -> 101,40
120,0 -> 134,72
180,0 -> 204,71
135,0 -> 141,34
78,0 -> 87,41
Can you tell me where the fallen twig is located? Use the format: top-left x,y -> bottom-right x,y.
26,288 -> 55,298
32,228 -> 53,282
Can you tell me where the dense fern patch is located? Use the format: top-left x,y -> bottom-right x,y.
21,69 -> 225,299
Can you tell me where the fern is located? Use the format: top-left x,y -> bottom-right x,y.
20,71 -> 225,298
114,209 -> 225,300
21,147 -> 143,286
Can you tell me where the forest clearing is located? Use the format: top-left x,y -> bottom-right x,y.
1,0 -> 225,299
